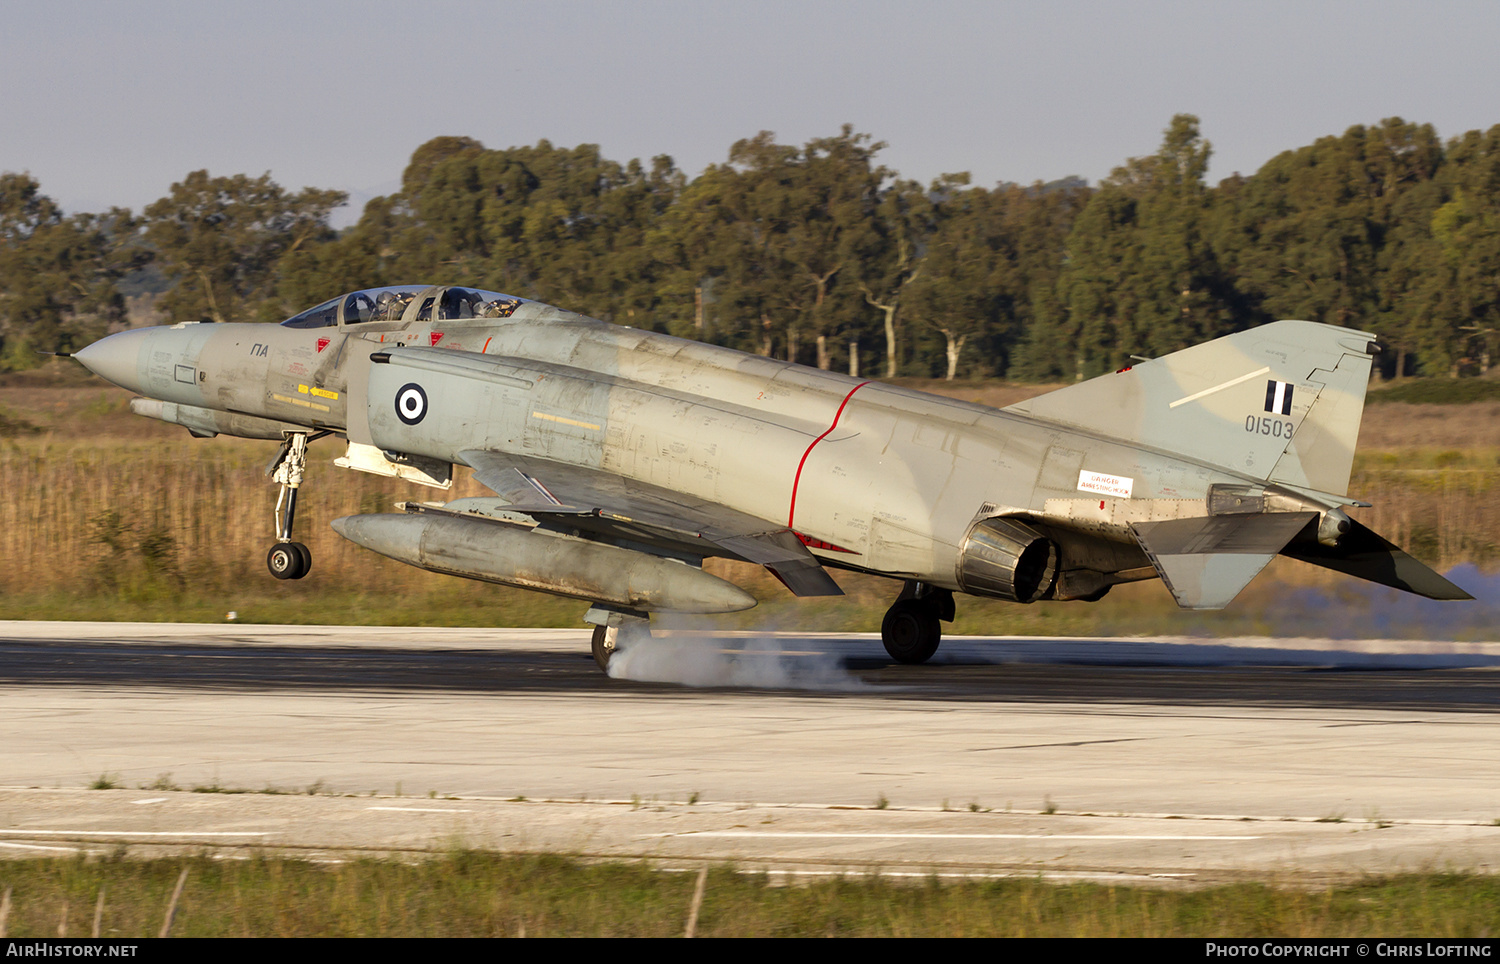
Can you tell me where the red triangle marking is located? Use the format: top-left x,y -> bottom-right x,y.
795,531 -> 855,554
430,332 -> 444,346
316,337 -> 330,353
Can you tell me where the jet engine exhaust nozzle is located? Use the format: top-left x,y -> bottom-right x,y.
956,517 -> 1058,603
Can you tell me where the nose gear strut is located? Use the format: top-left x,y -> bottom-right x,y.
265,431 -> 327,580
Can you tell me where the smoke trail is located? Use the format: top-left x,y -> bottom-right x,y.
931,635 -> 1500,670
605,627 -> 871,691
1270,563 -> 1499,640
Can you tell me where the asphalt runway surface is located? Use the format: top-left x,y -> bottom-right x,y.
1,621 -> 1498,884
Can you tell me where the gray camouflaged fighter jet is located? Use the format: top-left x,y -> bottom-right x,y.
70,283 -> 1471,671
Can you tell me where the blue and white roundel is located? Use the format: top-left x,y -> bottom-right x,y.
395,383 -> 427,425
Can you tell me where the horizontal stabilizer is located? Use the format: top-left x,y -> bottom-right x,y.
1131,512 -> 1316,610
1282,520 -> 1474,601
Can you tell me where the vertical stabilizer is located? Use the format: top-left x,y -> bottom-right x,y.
1006,321 -> 1378,496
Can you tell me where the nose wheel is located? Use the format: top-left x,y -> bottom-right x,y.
267,542 -> 312,580
265,432 -> 323,581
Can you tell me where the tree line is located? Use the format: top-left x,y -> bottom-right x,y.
3,115 -> 1499,380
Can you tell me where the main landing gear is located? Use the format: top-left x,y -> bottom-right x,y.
265,432 -> 323,581
586,607 -> 652,673
881,581 -> 954,664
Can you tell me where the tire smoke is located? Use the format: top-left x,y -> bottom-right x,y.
605,628 -> 871,691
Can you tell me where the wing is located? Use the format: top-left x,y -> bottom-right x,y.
459,449 -> 843,597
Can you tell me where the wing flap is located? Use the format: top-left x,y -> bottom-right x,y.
715,529 -> 844,596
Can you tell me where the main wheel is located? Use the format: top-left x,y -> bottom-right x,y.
267,543 -> 304,580
881,598 -> 941,664
591,621 -> 651,673
591,624 -> 617,672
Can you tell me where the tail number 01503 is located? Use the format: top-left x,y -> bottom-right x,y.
1245,415 -> 1293,438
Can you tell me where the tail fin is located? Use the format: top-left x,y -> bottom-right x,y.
1006,321 -> 1378,496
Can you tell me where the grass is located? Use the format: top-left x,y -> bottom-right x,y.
1367,378 -> 1500,405
0,405 -> 40,437
0,854 -> 1496,937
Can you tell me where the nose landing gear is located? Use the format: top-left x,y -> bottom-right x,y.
265,432 -> 324,580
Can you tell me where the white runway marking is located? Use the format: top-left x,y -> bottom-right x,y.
0,840 -> 82,853
660,832 -> 1261,841
656,865 -> 1198,882
0,830 -> 270,838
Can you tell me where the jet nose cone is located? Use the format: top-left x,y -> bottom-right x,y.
73,328 -> 150,392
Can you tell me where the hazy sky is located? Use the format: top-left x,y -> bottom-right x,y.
6,0 -> 1500,225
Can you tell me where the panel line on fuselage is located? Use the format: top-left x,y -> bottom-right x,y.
787,380 -> 872,531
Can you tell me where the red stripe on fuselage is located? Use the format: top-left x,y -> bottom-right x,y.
788,380 -> 870,530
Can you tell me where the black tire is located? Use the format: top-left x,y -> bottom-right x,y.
591,624 -> 616,672
289,542 -> 312,580
591,621 -> 651,673
881,598 -> 941,664
267,543 -> 303,580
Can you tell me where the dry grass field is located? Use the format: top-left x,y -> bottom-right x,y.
0,854 -> 1496,937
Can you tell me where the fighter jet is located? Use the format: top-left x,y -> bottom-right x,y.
69,283 -> 1471,670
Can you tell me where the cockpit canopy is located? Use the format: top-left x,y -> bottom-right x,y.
280,285 -> 531,328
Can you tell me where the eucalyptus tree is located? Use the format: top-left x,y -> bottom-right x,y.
859,176 -> 937,377
902,179 -> 1002,380
1056,115 -> 1233,378
660,128 -> 889,369
371,137 -> 684,326
1215,118 -> 1442,353
143,171 -> 346,324
980,177 -> 1090,378
1414,125 -> 1500,374
0,173 -> 141,366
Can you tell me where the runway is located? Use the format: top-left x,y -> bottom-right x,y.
1,621 -> 1498,883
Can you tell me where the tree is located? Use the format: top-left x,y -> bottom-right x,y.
1057,115 -> 1236,378
143,171 -> 345,324
903,179 -> 1002,380
1215,118 -> 1443,352
652,127 -> 889,369
859,177 -> 937,377
0,173 -> 142,367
